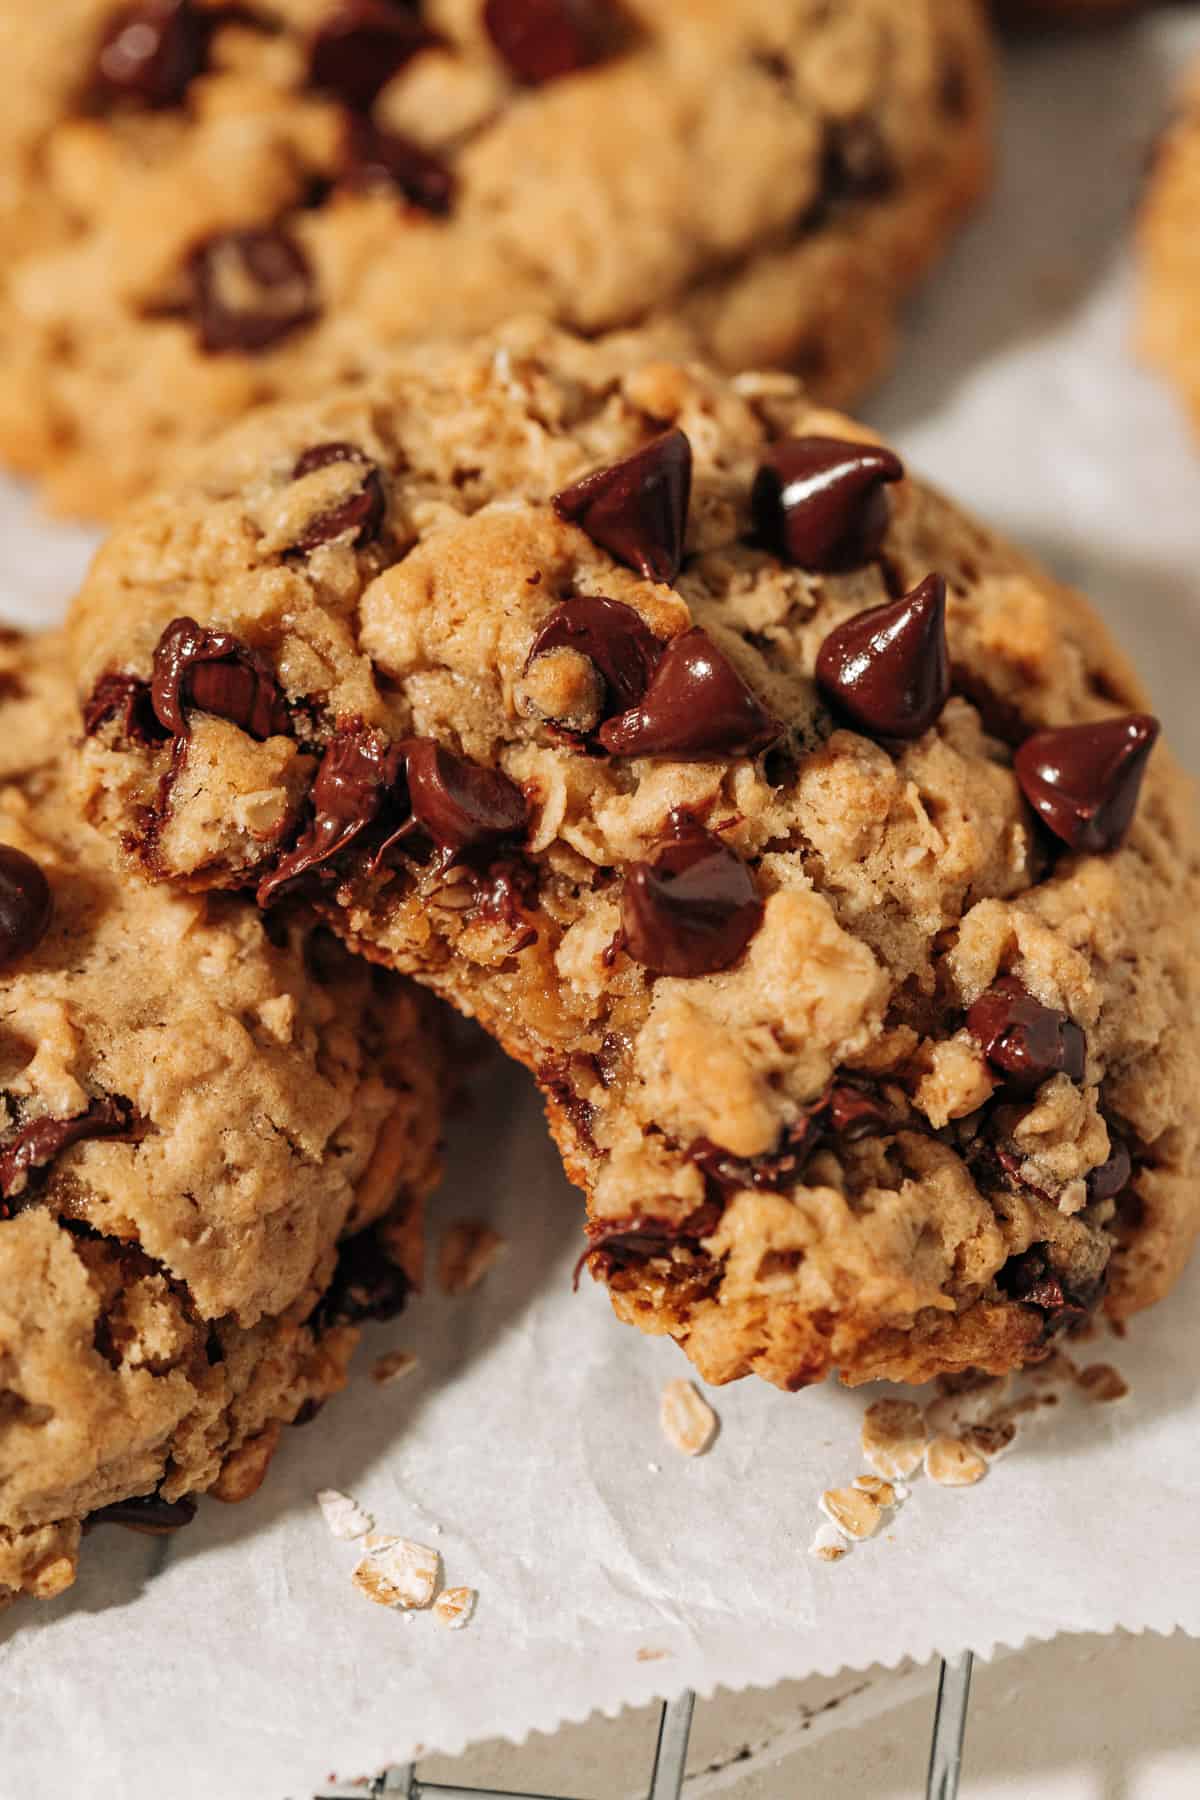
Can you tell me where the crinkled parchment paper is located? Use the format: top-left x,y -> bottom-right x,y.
3,16 -> 1200,1798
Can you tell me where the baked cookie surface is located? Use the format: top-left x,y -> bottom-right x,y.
0,0 -> 991,516
1140,60 -> 1200,437
0,630 -> 444,1605
69,321 -> 1200,1394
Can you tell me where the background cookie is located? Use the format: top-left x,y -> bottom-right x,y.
0,630 -> 444,1605
0,0 -> 991,517
1139,61 -> 1200,436
68,322 -> 1200,1394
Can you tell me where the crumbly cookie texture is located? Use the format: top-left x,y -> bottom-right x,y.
0,0 -> 991,517
0,631 -> 444,1606
70,321 -> 1200,1393
1140,61 -> 1200,438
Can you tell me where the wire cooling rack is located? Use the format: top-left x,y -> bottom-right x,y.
317,1652 -> 974,1799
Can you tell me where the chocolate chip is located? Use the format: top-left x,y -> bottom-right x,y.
750,436 -> 904,570
1013,714 -> 1160,854
92,0 -> 207,109
151,616 -> 290,740
189,228 -> 317,354
524,596 -> 663,723
688,1080 -> 892,1198
577,1200 -> 722,1284
90,1492 -> 198,1535
258,724 -> 401,906
309,0 -> 433,111
996,1244 -> 1096,1332
291,441 -> 387,551
818,117 -> 896,206
341,116 -> 456,215
967,976 -> 1086,1099
476,857 -> 538,946
815,574 -> 950,741
310,1222 -> 411,1332
825,1083 -> 893,1141
553,428 -> 692,585
1087,1134 -> 1133,1204
0,846 -> 53,974
598,628 -> 782,759
82,672 -> 167,746
621,811 -> 762,978
404,739 -> 528,857
0,1097 -> 139,1211
483,0 -> 614,85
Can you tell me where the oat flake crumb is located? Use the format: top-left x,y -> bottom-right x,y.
809,1522 -> 850,1563
660,1378 -> 718,1456
1077,1362 -> 1129,1403
434,1586 -> 477,1630
820,1485 -> 882,1540
372,1350 -> 419,1386
352,1537 -> 441,1609
861,1399 -> 928,1480
853,1474 -> 897,1507
924,1435 -> 988,1488
439,1221 -> 507,1296
316,1488 -> 374,1541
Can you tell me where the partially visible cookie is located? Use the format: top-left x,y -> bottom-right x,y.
1140,62 -> 1200,437
0,0 -> 991,516
68,321 -> 1200,1394
0,630 -> 444,1606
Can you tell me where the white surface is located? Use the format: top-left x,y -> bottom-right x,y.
2,16 -> 1200,1800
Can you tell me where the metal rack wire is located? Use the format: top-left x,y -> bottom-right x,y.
320,1653 -> 974,1799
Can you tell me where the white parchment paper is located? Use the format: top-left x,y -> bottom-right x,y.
3,16 -> 1200,1797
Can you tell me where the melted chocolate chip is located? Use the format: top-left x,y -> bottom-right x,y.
309,0 -> 433,111
82,672 -> 166,746
826,1083 -> 893,1141
750,436 -> 903,570
291,441 -> 386,551
310,1223 -> 410,1332
92,0 -> 207,109
997,1244 -> 1097,1333
524,596 -> 663,722
151,616 -> 290,740
1086,1134 -> 1133,1204
90,1492 -> 198,1535
0,1097 -> 139,1211
578,1201 -> 722,1283
342,116 -> 456,215
404,739 -> 528,857
688,1081 -> 892,1198
484,0 -> 614,84
620,811 -> 762,978
0,846 -> 53,974
539,1055 -> 598,1151
258,724 -> 401,906
1013,714 -> 1160,854
814,574 -> 950,741
189,228 -> 317,355
598,628 -> 782,759
477,857 -> 538,946
967,976 -> 1086,1099
553,428 -> 692,585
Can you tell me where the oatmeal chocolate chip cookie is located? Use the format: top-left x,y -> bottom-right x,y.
1140,62 -> 1200,438
0,0 -> 991,517
0,631 -> 444,1606
69,320 -> 1200,1392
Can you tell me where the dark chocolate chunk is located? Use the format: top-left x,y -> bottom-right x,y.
689,1080 -> 892,1198
997,1243 -> 1096,1333
553,428 -> 692,585
291,441 -> 387,551
620,811 -> 762,978
341,116 -> 456,215
309,0 -> 433,112
524,595 -> 663,721
92,0 -> 207,110
814,574 -> 950,741
310,1222 -> 410,1332
151,616 -> 290,740
90,1492 -> 198,1535
598,628 -> 782,759
967,976 -> 1086,1098
825,1082 -> 893,1141
189,228 -> 317,355
578,1201 -> 723,1284
483,0 -> 614,85
1013,714 -> 1160,854
750,435 -> 903,570
258,724 -> 401,905
82,672 -> 167,746
0,846 -> 53,974
0,1097 -> 139,1210
1086,1134 -> 1133,1204
404,739 -> 528,856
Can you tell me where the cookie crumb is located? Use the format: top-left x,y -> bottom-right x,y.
809,1522 -> 850,1563
371,1350 -> 418,1386
316,1488 -> 374,1541
962,1420 -> 1016,1458
660,1378 -> 718,1456
924,1435 -> 987,1488
820,1485 -> 882,1540
861,1399 -> 928,1480
433,1586 -> 476,1630
636,1647 -> 670,1662
1076,1362 -> 1129,1403
439,1221 -> 506,1295
853,1474 -> 897,1506
352,1536 -> 441,1609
